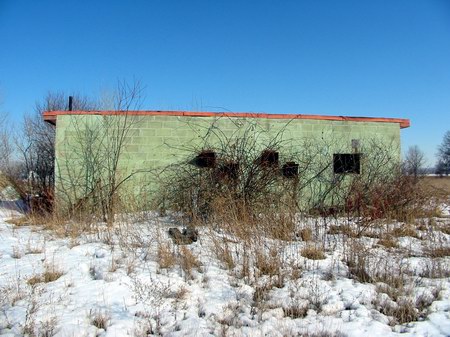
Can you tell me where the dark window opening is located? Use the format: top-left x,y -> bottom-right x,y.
218,162 -> 239,180
333,154 -> 361,174
193,150 -> 216,168
257,150 -> 279,167
282,162 -> 299,178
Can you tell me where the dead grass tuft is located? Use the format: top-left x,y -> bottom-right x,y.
426,246 -> 450,258
378,237 -> 399,249
298,228 -> 313,241
27,264 -> 64,285
344,241 -> 372,283
388,299 -> 419,325
301,245 -> 325,260
439,224 -> 450,235
178,246 -> 202,279
89,310 -> 110,330
157,242 -> 176,269
210,235 -> 235,270
328,225 -> 358,238
255,247 -> 282,276
373,295 -> 418,325
283,303 -> 308,319
390,225 -> 418,238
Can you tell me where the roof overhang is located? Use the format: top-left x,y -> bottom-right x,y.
43,110 -> 410,129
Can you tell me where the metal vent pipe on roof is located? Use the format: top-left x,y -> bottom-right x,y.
68,96 -> 73,111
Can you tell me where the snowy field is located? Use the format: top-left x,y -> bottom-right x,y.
0,204 -> 449,336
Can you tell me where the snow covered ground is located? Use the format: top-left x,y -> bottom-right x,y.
0,205 -> 449,336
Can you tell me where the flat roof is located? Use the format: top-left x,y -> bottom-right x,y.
43,110 -> 410,128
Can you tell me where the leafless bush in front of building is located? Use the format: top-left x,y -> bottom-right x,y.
55,80 -> 150,224
158,119 -> 350,241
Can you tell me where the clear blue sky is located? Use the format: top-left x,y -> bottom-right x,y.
1,0 -> 449,165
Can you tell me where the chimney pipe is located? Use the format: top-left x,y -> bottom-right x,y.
68,96 -> 73,111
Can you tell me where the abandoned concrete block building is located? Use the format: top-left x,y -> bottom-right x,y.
43,110 -> 410,211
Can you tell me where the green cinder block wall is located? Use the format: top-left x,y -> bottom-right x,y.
52,113 -> 404,211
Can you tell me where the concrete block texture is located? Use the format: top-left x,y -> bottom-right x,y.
53,113 -> 405,211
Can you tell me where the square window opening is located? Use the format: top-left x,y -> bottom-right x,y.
282,162 -> 299,178
333,154 -> 361,174
193,150 -> 216,168
258,150 -> 279,167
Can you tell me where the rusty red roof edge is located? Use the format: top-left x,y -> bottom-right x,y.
43,110 -> 410,128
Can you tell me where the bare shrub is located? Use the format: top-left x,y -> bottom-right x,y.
159,121 -> 288,226
252,282 -> 272,307
344,240 -> 372,283
376,283 -> 403,303
157,119 -> 343,240
345,171 -> 427,223
1,277 -> 27,306
89,309 -> 110,330
54,80 -> 148,224
42,264 -> 64,283
415,289 -> 439,318
25,239 -> 45,255
298,331 -> 347,337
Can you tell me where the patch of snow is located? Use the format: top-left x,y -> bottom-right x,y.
0,206 -> 449,336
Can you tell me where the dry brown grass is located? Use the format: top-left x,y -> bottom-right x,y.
11,211 -> 99,239
178,246 -> 202,279
426,246 -> 450,258
378,237 -> 399,249
5,216 -> 30,226
390,225 -> 418,238
157,242 -> 176,269
344,240 -> 373,283
210,235 -> 235,270
374,296 -> 419,325
27,264 -> 64,285
283,303 -> 308,319
328,225 -> 358,238
255,247 -> 280,276
301,245 -> 325,260
298,228 -> 313,241
89,310 -> 110,330
419,176 -> 450,199
439,224 -> 450,235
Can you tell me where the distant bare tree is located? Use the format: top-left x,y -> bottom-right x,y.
0,112 -> 11,172
436,131 -> 450,176
403,145 -> 426,179
15,92 -> 97,212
